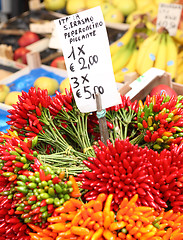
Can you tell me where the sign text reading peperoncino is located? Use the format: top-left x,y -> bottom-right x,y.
54,7 -> 121,113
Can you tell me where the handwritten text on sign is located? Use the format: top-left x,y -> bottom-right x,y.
156,3 -> 182,36
54,7 -> 121,113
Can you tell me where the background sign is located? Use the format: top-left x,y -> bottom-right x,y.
156,3 -> 182,36
54,7 -> 121,113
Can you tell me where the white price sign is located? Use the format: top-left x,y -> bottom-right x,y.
156,3 -> 182,36
54,7 -> 121,113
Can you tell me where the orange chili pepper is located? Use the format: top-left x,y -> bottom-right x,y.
70,198 -> 84,209
96,193 -> 106,203
47,216 -> 65,223
48,223 -> 66,232
119,197 -> 128,209
157,230 -> 166,236
129,226 -> 139,235
29,233 -> 41,240
134,232 -> 141,239
42,229 -> 57,238
109,221 -> 126,231
79,219 -> 84,226
138,100 -> 144,109
118,232 -> 126,239
87,220 -> 95,229
103,229 -> 116,240
81,217 -> 91,228
69,175 -> 81,198
126,223 -> 134,231
55,200 -> 75,213
66,211 -> 78,221
104,215 -> 111,229
93,200 -> 103,212
87,208 -> 94,217
136,220 -> 142,228
70,226 -> 90,236
59,171 -> 65,180
117,206 -> 129,216
91,211 -> 103,222
93,223 -> 100,231
7,129 -> 20,139
84,230 -> 94,240
162,131 -> 173,137
71,211 -> 82,225
28,224 -> 43,233
8,174 -> 17,181
81,206 -> 89,220
91,227 -> 104,240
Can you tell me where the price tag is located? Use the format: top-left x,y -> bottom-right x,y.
54,6 -> 121,113
156,3 -> 182,36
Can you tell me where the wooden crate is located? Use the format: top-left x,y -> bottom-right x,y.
118,68 -> 183,101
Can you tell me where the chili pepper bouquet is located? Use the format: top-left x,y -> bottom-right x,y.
1,86 -> 183,239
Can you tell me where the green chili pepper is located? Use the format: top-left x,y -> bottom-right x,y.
41,181 -> 48,188
40,193 -> 50,199
46,198 -> 54,204
40,206 -> 47,213
34,172 -> 40,178
55,184 -> 62,194
54,198 -> 60,206
64,194 -> 70,201
28,176 -> 36,182
24,217 -> 31,223
17,181 -> 26,187
27,182 -> 37,189
18,175 -> 29,182
42,211 -> 48,219
48,187 -> 55,197
20,157 -> 27,164
3,172 -> 14,178
16,186 -> 28,194
23,163 -> 29,169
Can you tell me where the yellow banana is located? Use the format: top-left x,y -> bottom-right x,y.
138,33 -> 161,75
177,60 -> 183,75
136,32 -> 159,74
154,33 -> 167,71
114,48 -> 138,83
165,34 -> 178,80
126,3 -> 157,24
173,29 -> 183,44
175,71 -> 183,85
112,37 -> 136,74
110,18 -> 140,56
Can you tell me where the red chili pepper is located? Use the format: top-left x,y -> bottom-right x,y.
39,169 -> 46,181
14,162 -> 24,168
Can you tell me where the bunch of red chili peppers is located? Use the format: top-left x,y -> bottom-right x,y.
0,132 -> 80,239
77,138 -> 183,212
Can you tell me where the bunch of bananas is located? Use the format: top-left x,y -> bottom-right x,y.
110,15 -> 183,83
136,30 -> 178,79
175,48 -> 183,84
110,16 -> 155,82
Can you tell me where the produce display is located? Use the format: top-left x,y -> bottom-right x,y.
0,84 -> 183,239
0,0 -> 183,239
